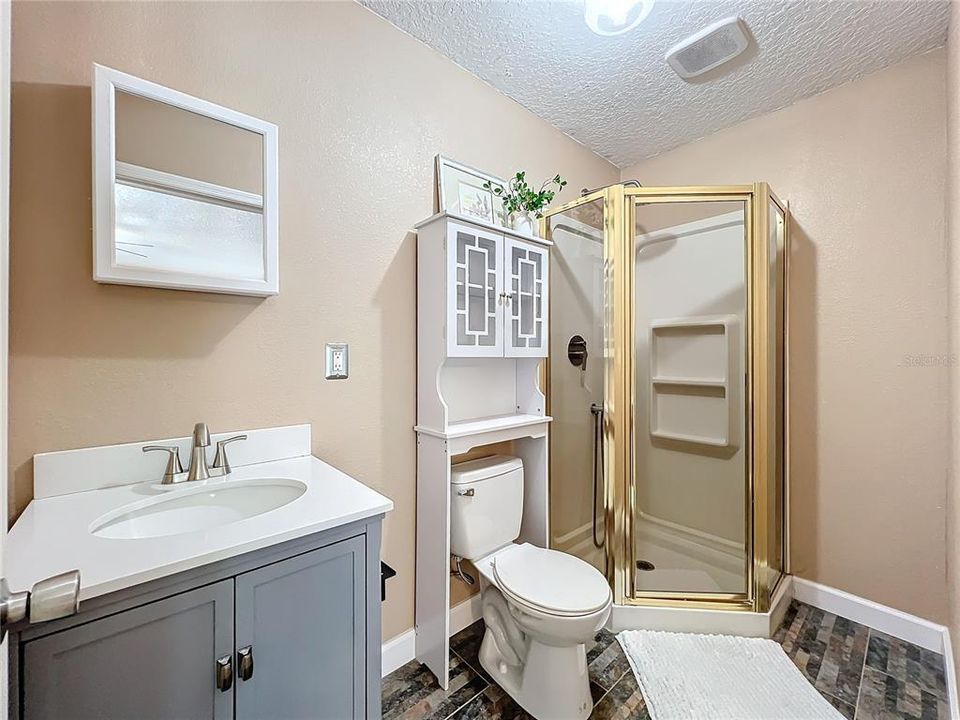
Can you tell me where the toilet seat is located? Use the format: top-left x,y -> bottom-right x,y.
491,544 -> 611,617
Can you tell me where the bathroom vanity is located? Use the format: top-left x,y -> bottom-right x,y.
5,424 -> 392,720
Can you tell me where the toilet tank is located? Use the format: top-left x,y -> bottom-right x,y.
450,455 -> 523,560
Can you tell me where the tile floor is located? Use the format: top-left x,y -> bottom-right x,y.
381,600 -> 950,720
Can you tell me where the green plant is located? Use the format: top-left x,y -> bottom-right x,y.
484,171 -> 567,218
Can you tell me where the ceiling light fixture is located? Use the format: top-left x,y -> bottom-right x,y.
584,0 -> 655,37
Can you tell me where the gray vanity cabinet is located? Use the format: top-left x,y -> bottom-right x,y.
235,536 -> 365,719
12,518 -> 383,720
22,580 -> 235,720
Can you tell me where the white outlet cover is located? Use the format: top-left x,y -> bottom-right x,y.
325,343 -> 349,380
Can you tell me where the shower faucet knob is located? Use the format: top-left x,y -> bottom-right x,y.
568,335 -> 588,371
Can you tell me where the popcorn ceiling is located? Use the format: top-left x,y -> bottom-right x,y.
362,0 -> 948,167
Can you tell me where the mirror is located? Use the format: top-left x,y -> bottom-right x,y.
93,65 -> 279,296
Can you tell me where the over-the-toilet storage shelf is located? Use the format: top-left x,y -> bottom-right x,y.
414,211 -> 552,688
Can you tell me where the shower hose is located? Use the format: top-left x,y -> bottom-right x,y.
590,402 -> 605,549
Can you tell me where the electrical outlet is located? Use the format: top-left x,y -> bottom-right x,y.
325,343 -> 349,380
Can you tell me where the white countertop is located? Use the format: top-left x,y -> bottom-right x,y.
7,455 -> 393,602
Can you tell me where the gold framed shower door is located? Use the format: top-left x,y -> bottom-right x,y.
543,183 -> 788,614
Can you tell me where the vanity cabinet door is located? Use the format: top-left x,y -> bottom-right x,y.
234,536 -> 367,720
446,222 -> 504,357
21,580 -> 234,720
503,237 -> 549,357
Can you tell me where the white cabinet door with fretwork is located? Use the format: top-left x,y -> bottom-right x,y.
446,222 -> 504,357
504,237 -> 548,357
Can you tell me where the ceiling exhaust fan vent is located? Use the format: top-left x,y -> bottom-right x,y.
666,17 -> 750,80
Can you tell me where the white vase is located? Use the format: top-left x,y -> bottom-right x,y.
509,211 -> 539,238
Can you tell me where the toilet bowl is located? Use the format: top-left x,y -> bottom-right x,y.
473,543 -> 612,720
450,456 -> 612,720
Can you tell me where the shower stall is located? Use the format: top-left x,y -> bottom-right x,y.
545,183 -> 787,623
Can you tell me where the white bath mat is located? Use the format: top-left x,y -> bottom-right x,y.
617,630 -> 844,720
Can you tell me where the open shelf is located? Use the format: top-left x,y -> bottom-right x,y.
416,413 -> 552,440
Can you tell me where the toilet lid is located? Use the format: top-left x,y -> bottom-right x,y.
492,545 -> 611,616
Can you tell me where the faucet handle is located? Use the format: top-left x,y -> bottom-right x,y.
212,435 -> 248,474
192,423 -> 211,447
142,445 -> 184,485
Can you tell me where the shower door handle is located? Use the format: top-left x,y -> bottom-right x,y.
0,570 -> 81,641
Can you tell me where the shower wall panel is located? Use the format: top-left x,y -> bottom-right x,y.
634,208 -> 747,547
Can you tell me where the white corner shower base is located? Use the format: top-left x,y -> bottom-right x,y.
608,575 -> 794,639
554,512 -> 745,594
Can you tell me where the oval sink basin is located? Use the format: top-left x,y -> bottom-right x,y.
90,478 -> 307,540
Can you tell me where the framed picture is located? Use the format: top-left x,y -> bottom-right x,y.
457,181 -> 494,222
436,155 -> 506,225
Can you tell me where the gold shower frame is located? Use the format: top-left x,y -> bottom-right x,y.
543,183 -> 789,614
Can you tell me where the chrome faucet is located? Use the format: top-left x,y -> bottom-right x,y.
187,422 -> 212,482
142,423 -> 247,485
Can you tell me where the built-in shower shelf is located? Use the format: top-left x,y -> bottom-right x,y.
651,376 -> 726,388
649,429 -> 732,447
649,315 -> 740,450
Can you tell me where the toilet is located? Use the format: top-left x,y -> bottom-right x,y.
450,455 -> 612,720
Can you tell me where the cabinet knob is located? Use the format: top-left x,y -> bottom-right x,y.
237,645 -> 254,681
216,654 -> 233,692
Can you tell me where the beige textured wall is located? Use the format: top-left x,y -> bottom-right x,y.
946,0 -> 960,669
9,0 -> 618,642
623,49 -> 949,622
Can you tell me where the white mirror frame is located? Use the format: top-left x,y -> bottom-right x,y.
92,64 -> 279,296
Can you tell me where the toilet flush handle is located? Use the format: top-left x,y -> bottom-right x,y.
457,488 -> 475,497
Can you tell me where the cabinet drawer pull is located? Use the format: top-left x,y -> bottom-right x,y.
216,654 -> 233,692
237,645 -> 254,681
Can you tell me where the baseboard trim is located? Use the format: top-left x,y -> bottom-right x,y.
381,628 -> 416,677
792,577 -> 945,653
450,592 -> 483,636
382,594 -> 483,677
